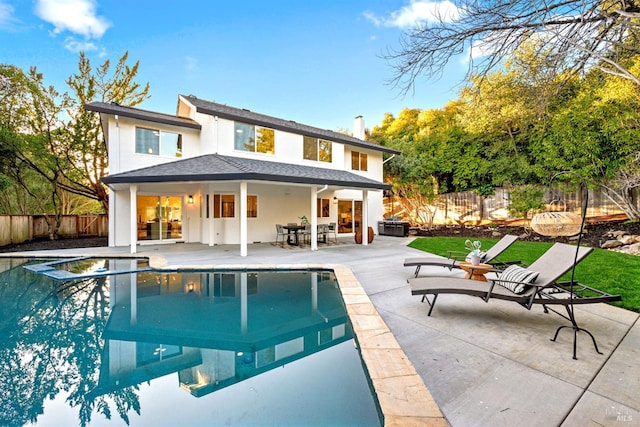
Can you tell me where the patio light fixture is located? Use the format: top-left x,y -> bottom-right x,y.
531,171 -> 599,360
188,195 -> 194,204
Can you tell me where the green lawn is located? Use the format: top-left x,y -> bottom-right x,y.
407,236 -> 640,313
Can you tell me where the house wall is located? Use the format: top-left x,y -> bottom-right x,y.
197,113 -> 349,172
108,116 -> 202,175
102,103 -> 388,248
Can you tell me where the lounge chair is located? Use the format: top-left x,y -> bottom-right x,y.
404,234 -> 520,278
409,242 -> 615,313
409,242 -> 622,357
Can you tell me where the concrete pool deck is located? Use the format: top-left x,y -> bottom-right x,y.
3,235 -> 639,426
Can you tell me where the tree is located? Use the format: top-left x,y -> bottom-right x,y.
599,151 -> 640,219
386,0 -> 640,93
66,51 -> 150,213
0,65 -> 72,225
0,53 -> 148,224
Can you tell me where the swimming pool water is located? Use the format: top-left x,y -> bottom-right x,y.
0,258 -> 381,426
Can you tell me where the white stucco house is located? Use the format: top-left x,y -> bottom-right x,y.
86,95 -> 399,256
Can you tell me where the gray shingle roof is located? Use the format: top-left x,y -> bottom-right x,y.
182,95 -> 400,155
101,153 -> 391,190
85,102 -> 202,130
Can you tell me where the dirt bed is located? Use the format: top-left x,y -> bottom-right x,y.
414,220 -> 640,248
0,237 -> 109,253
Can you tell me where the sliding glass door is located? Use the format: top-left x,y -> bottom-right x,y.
336,200 -> 362,234
136,196 -> 183,241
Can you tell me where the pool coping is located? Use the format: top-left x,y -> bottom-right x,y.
4,253 -> 449,426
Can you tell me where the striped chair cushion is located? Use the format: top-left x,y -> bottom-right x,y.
496,265 -> 539,294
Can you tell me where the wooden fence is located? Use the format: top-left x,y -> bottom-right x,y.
0,214 -> 108,247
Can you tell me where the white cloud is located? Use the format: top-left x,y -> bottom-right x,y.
468,38 -> 495,61
0,1 -> 17,27
34,0 -> 110,39
364,1 -> 460,29
64,37 -> 98,52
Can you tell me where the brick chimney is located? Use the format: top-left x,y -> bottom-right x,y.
353,115 -> 365,140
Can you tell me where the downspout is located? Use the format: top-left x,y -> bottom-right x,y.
316,184 -> 328,194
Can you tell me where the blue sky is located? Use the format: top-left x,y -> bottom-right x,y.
0,0 -> 467,132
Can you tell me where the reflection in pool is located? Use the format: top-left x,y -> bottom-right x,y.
0,258 -> 381,426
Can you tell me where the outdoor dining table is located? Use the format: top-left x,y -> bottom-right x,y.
282,224 -> 305,246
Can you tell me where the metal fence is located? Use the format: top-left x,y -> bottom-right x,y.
0,214 -> 108,247
388,186 -> 630,226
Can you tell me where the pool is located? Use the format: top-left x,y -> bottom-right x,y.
0,258 -> 381,426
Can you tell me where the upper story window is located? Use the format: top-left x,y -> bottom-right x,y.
351,151 -> 368,171
234,122 -> 275,154
303,136 -> 332,163
135,127 -> 182,157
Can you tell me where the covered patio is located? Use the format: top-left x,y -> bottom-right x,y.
103,153 -> 390,256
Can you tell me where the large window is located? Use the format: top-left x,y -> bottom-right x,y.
209,194 -> 257,218
303,136 -> 332,162
234,122 -> 275,154
135,127 -> 182,157
247,195 -> 258,218
213,195 -> 235,218
351,151 -> 368,171
317,198 -> 330,218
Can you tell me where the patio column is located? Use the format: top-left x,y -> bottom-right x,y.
362,190 -> 369,246
310,186 -> 318,251
208,183 -> 215,247
108,188 -> 116,247
240,181 -> 247,256
129,185 -> 137,254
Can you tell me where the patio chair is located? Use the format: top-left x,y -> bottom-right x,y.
409,243 -> 621,357
317,224 -> 329,243
327,222 -> 338,242
404,234 -> 520,278
302,223 -> 312,244
275,224 -> 287,246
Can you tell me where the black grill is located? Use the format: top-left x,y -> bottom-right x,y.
378,218 -> 410,237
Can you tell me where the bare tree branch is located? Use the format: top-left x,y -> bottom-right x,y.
386,0 -> 640,93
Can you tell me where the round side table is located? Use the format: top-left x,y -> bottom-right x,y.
459,262 -> 493,281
